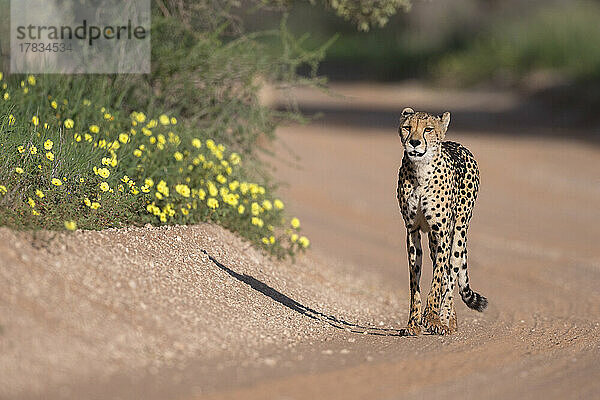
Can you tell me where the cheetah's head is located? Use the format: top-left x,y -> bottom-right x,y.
398,108 -> 450,161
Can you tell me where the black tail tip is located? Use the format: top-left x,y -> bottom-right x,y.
461,289 -> 488,312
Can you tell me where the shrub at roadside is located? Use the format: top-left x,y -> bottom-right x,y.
0,75 -> 309,258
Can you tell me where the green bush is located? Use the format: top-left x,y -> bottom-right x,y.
435,1 -> 600,85
0,74 -> 309,258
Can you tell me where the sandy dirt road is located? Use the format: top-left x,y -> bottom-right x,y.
1,83 -> 600,399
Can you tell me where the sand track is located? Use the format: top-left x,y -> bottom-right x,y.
1,83 -> 599,399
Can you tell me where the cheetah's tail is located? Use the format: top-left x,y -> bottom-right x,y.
459,285 -> 488,312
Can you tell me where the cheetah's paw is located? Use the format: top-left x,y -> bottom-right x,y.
422,312 -> 449,335
403,321 -> 422,336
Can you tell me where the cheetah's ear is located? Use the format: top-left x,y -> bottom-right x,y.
439,111 -> 451,133
401,107 -> 415,118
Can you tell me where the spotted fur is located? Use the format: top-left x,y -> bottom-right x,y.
396,107 -> 487,336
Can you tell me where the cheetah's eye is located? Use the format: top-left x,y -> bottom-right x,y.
402,126 -> 411,132
424,127 -> 433,133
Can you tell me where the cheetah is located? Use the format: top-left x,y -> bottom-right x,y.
396,107 -> 487,336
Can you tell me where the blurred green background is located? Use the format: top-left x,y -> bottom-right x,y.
249,0 -> 600,86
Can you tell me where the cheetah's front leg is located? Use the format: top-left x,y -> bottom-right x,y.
422,229 -> 452,335
404,229 -> 423,336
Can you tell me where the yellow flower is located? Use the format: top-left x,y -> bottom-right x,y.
230,152 -> 241,165
135,112 -> 146,123
8,114 -> 15,125
207,198 -> 219,209
0,185 -> 6,195
159,114 -> 170,125
46,152 -> 54,161
207,181 -> 218,197
28,198 -> 36,208
83,99 -> 91,106
170,117 -> 177,125
31,116 -> 39,126
104,113 -> 112,120
197,188 -> 206,200
119,133 -> 129,143
175,184 -> 191,197
216,174 -> 227,184
291,233 -> 298,242
36,189 -> 45,198
269,236 -> 275,244
51,100 -> 58,109
30,146 -> 37,155
174,151 -> 184,161
32,210 -> 40,216
84,198 -> 91,207
133,149 -> 142,157
51,178 -> 62,186
141,185 -> 150,193
17,145 -> 25,153
251,202 -> 261,216
89,125 -> 100,134
224,193 -> 238,207
262,200 -> 273,211
238,204 -> 245,214
27,75 -> 36,85
0,72 -> 2,81
98,168 -> 110,178
64,119 -> 74,129
145,178 -> 154,187
291,217 -> 300,229
181,208 -> 189,216
15,167 -> 24,174
79,177 -> 85,183
274,199 -> 284,210
192,138 -> 202,148
84,133 -> 92,142
229,180 -> 240,191
90,202 -> 101,210
99,182 -> 109,192
64,220 -> 77,231
251,217 -> 264,228
262,237 -> 270,245
3,93 -> 9,100
43,139 -> 53,150
157,180 -> 169,196
298,236 -> 310,248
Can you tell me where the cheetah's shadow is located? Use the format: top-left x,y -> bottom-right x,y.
201,249 -> 410,337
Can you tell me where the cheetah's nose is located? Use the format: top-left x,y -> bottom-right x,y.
409,139 -> 421,147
